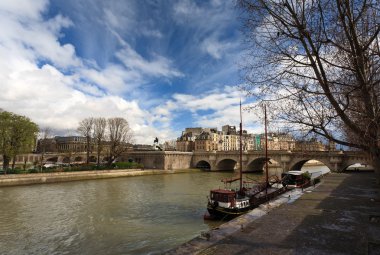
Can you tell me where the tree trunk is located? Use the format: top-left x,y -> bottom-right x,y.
107,152 -> 114,167
3,155 -> 10,173
86,136 -> 90,164
40,152 -> 44,172
11,156 -> 16,170
96,146 -> 100,168
370,147 -> 380,185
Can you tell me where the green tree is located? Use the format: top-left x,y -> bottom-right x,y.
0,111 -> 39,172
238,0 -> 380,182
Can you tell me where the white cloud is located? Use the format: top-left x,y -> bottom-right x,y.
0,5 -> 80,69
0,0 -> 182,144
0,0 -> 247,145
0,0 -> 48,20
115,45 -> 183,78
173,0 -> 202,19
80,64 -> 142,94
172,86 -> 242,112
200,35 -> 237,59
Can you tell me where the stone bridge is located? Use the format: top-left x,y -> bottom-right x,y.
191,150 -> 372,172
5,152 -> 109,165
5,150 -> 371,173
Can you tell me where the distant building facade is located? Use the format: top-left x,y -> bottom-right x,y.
176,126 -> 326,152
294,138 -> 326,151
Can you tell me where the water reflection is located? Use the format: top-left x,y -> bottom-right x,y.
0,167 -> 329,254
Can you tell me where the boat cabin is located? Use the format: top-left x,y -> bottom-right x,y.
281,171 -> 308,188
210,189 -> 236,203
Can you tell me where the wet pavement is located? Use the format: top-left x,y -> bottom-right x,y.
167,172 -> 380,254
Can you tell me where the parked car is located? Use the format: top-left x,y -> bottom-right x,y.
43,163 -> 56,168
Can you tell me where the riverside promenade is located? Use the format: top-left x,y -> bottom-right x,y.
168,172 -> 380,255
0,169 -> 197,187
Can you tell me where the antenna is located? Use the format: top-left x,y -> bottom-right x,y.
265,104 -> 269,195
239,99 -> 243,191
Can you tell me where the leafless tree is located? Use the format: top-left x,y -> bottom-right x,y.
39,127 -> 52,171
77,118 -> 94,164
238,0 -> 380,182
93,117 -> 107,167
107,117 -> 133,166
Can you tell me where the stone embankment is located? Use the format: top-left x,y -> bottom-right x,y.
167,172 -> 380,255
0,169 -> 198,187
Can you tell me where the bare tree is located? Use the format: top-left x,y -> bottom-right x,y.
93,117 -> 107,167
39,127 -> 52,171
77,118 -> 94,164
238,0 -> 380,182
107,117 -> 133,166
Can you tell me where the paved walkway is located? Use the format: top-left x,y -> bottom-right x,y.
169,172 -> 380,254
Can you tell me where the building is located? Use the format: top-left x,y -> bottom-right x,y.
222,125 -> 236,135
252,133 -> 296,151
176,127 -> 205,152
36,136 -> 90,153
54,136 -> 90,153
177,125 -> 256,152
295,138 -> 326,151
36,136 -> 116,154
177,126 -> 310,152
194,130 -> 220,151
176,132 -> 196,152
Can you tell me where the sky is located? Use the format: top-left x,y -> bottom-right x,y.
0,0 -> 263,144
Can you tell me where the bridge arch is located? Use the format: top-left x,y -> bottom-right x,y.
74,156 -> 83,162
289,159 -> 332,174
216,158 -> 237,171
46,156 -> 58,163
194,160 -> 211,171
62,157 -> 70,164
343,162 -> 374,172
246,157 -> 266,172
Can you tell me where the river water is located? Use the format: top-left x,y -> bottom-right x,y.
0,166 -> 329,255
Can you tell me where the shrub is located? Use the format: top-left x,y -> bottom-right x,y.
301,171 -> 311,180
114,162 -> 143,169
28,169 -> 38,173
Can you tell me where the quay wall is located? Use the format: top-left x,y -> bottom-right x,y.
0,169 -> 199,187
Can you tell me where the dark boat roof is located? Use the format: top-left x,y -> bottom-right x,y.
221,176 -> 240,183
210,189 -> 236,194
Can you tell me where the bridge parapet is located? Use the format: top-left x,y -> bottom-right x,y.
3,150 -> 371,172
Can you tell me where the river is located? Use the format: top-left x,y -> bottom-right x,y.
0,166 -> 329,255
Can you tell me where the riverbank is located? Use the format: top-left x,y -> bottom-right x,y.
0,169 -> 200,187
167,172 -> 380,254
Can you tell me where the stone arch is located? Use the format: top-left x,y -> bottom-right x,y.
343,162 -> 374,171
216,158 -> 237,171
74,156 -> 83,162
290,160 -> 309,171
195,160 -> 211,171
46,156 -> 58,163
246,157 -> 267,172
289,159 -> 332,175
62,157 -> 70,163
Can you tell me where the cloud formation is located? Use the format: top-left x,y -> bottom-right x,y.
0,0 -> 245,144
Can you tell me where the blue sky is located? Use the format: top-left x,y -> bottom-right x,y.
0,0 -> 261,144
